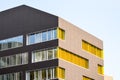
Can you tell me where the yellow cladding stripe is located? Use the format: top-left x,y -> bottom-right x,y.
82,40 -> 104,59
57,28 -> 65,40
82,76 -> 94,80
98,64 -> 104,75
57,47 -> 89,69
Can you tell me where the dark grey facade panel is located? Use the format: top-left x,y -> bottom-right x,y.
0,5 -> 59,80
0,59 -> 58,74
0,5 -> 58,40
0,39 -> 58,57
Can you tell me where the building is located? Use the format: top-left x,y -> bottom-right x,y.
0,5 -> 104,80
104,75 -> 113,80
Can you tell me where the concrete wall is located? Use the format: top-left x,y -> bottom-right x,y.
58,17 -> 104,80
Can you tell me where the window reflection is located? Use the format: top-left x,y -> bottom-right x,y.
26,67 -> 65,80
32,48 -> 56,63
0,36 -> 23,51
0,52 -> 28,69
27,28 -> 57,45
0,72 -> 21,80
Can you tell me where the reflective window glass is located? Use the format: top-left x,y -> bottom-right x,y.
35,33 -> 41,43
0,36 -> 23,51
27,28 -> 57,45
28,34 -> 35,44
48,30 -> 52,40
42,31 -> 47,42
0,72 -> 21,80
53,29 -> 57,39
48,49 -> 53,60
32,48 -> 57,63
0,53 -> 28,69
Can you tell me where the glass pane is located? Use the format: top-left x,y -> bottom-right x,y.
48,49 -> 53,60
42,69 -> 46,79
13,55 -> 16,66
22,53 -> 28,64
35,33 -> 41,43
16,54 -> 22,65
38,71 -> 42,80
28,34 -> 35,44
42,50 -> 45,61
54,49 -> 57,58
1,57 -> 7,67
48,30 -> 52,40
30,71 -> 34,80
53,29 -> 57,39
1,43 -> 8,50
35,51 -> 41,62
6,56 -> 10,67
0,36 -> 23,51
42,32 -> 47,42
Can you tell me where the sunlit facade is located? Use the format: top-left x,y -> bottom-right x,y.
0,5 -> 104,80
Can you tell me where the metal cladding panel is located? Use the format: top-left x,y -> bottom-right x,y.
0,5 -> 58,40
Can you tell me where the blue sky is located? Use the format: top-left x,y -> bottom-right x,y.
0,0 -> 119,79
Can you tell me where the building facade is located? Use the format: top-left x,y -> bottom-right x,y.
0,5 -> 104,80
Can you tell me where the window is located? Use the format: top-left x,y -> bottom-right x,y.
32,48 -> 57,63
53,29 -> 57,39
0,36 -> 23,51
0,72 -> 21,80
28,34 -> 35,44
48,30 -> 53,40
57,67 -> 65,79
0,52 -> 28,69
82,40 -> 103,59
98,64 -> 104,75
57,48 -> 89,68
48,49 -> 54,60
57,28 -> 65,40
26,67 -> 65,80
32,47 -> 88,69
82,76 -> 94,80
27,28 -> 57,45
35,33 -> 41,43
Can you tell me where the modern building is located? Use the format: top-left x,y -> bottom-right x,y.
104,75 -> 113,80
0,5 -> 104,80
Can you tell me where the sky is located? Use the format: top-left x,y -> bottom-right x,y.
0,0 -> 119,80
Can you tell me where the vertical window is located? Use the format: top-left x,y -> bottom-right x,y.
48,30 -> 52,40
57,28 -> 65,40
53,29 -> 57,39
22,53 -> 28,64
28,34 -> 35,45
98,64 -> 104,75
48,49 -> 53,60
35,33 -> 41,43
42,31 -> 47,42
57,67 -> 65,79
42,50 -> 46,61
